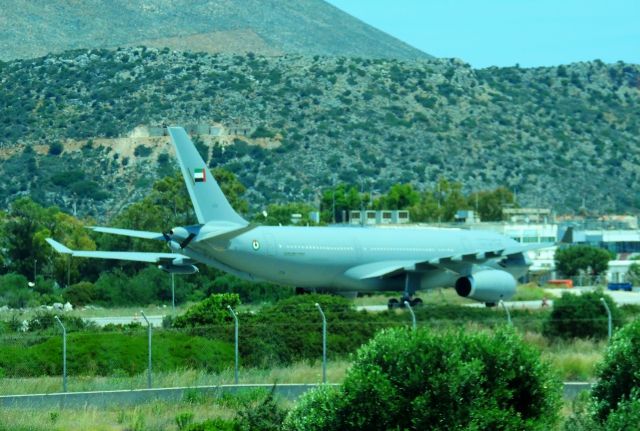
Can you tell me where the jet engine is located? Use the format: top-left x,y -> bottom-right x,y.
158,263 -> 199,274
454,270 -> 516,303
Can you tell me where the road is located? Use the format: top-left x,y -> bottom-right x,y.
85,288 -> 639,322
85,315 -> 164,327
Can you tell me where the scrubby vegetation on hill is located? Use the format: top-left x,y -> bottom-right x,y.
0,48 -> 638,217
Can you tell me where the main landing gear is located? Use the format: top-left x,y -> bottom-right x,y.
388,297 -> 423,309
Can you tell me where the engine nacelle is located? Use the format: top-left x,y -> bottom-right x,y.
455,270 -> 516,303
158,264 -> 199,275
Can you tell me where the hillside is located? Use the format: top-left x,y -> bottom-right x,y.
0,48 -> 639,219
0,0 -> 430,61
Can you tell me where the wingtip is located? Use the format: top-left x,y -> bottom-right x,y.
45,238 -> 73,254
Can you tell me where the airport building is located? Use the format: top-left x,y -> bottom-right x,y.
348,210 -> 410,226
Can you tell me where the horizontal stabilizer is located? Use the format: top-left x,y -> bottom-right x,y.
46,238 -> 191,264
88,226 -> 165,240
196,223 -> 256,244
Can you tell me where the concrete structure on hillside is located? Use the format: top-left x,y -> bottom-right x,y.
503,208 -> 554,224
349,210 -> 410,226
454,210 -> 480,224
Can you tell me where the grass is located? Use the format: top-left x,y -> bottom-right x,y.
0,398 -> 240,431
523,332 -> 606,381
0,360 -> 351,396
512,283 -> 559,301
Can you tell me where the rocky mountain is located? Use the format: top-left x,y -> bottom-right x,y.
0,0 -> 430,61
0,48 -> 638,219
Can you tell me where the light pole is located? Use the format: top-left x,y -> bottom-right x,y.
141,311 -> 152,388
171,273 -> 175,313
315,303 -> 327,384
499,300 -> 512,325
227,305 -> 239,384
404,301 -> 417,330
66,255 -> 71,288
54,316 -> 67,392
600,298 -> 612,340
34,258 -> 37,286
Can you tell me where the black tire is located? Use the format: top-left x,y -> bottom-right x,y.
485,302 -> 497,307
388,298 -> 399,309
411,298 -> 423,307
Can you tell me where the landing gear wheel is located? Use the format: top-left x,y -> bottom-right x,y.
388,298 -> 399,309
411,298 -> 423,307
485,302 -> 497,308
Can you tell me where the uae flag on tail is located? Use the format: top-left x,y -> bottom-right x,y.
193,168 -> 206,183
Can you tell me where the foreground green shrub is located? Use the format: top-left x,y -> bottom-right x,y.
591,319 -> 640,422
0,331 -> 233,377
285,326 -> 561,431
544,291 -> 621,339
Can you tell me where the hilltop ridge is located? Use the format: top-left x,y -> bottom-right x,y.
0,0 -> 431,61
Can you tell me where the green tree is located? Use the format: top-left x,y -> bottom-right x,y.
374,183 -> 419,210
543,291 -> 621,339
555,245 -> 612,277
409,189 -> 441,222
320,184 -> 366,223
285,327 -> 561,431
468,186 -> 517,221
438,178 -> 469,221
627,262 -> 640,285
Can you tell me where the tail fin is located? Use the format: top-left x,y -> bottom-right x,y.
167,127 -> 247,225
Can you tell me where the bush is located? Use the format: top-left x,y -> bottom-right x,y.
240,294 -> 378,366
62,281 -> 97,306
283,385 -> 342,431
285,326 -> 561,431
48,141 -> 64,155
173,293 -> 240,328
0,331 -> 233,377
184,418 -> 239,431
236,388 -> 288,431
543,291 -> 621,339
591,319 -> 640,422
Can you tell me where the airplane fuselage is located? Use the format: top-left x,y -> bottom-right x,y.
184,225 -> 528,294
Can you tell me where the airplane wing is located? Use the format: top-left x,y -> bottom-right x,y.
348,242 -> 555,280
46,238 -> 191,264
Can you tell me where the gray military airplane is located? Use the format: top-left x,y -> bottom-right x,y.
47,127 -> 548,307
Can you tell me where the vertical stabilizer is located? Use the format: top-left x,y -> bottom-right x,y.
168,127 -> 247,225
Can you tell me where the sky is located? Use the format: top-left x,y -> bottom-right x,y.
326,0 -> 640,68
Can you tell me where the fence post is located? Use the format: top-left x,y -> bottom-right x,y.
404,301 -> 417,330
499,300 -> 512,325
171,273 -> 175,313
315,303 -> 327,384
600,298 -> 612,340
227,305 -> 239,384
54,316 -> 67,393
141,311 -> 152,388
